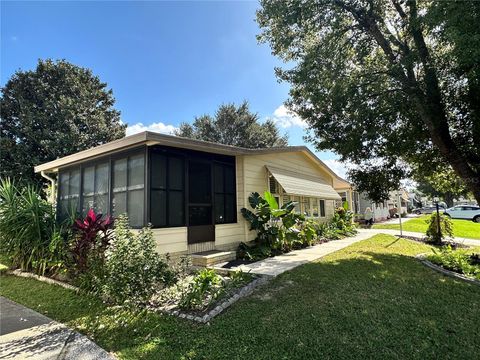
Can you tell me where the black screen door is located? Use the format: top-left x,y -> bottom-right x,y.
187,160 -> 215,244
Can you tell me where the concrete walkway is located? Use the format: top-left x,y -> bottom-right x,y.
231,229 -> 480,277
231,229 -> 381,276
376,214 -> 419,225
0,296 -> 113,360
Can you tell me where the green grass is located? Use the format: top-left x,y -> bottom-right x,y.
1,234 -> 480,359
373,214 -> 480,239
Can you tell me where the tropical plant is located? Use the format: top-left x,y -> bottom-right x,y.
71,208 -> 113,274
425,212 -> 454,244
96,215 -> 175,305
0,178 -> 69,275
240,191 -> 306,255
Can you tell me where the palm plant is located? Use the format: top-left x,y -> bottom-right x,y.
0,178 -> 65,274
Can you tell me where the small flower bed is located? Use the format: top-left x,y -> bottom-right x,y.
151,267 -> 256,315
426,246 -> 480,280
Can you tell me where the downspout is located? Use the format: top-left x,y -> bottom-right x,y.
40,171 -> 56,203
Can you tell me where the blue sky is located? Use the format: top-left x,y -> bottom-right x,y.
1,1 -> 347,177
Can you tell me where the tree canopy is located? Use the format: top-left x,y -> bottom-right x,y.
1,59 -> 126,186
174,101 -> 288,148
257,0 -> 480,203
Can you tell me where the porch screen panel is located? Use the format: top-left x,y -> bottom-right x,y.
214,163 -> 236,224
150,153 -> 185,227
127,154 -> 145,227
112,158 -> 127,216
81,162 -> 109,215
58,168 -> 80,220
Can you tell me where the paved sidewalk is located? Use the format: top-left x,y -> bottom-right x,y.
0,296 -> 113,360
376,215 -> 418,226
230,229 -> 480,277
361,228 -> 480,247
230,229 -> 380,276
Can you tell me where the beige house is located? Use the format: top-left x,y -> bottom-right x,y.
35,132 -> 341,257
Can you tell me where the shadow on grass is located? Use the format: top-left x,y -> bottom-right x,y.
2,245 -> 480,359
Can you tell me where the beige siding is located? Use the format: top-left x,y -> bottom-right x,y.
152,227 -> 188,254
242,152 -> 336,241
214,156 -> 247,249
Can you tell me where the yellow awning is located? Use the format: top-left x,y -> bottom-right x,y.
267,166 -> 341,200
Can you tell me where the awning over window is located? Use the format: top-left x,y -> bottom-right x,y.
267,166 -> 341,200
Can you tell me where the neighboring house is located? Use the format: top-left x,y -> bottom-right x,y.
35,131 -> 341,257
334,179 -> 410,221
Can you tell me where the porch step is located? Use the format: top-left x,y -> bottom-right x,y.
191,250 -> 236,267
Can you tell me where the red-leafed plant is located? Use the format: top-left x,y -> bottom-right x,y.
71,208 -> 113,274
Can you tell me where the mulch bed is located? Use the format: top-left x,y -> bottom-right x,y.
396,235 -> 470,248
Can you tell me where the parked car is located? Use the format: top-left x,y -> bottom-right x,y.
444,206 -> 480,222
413,206 -> 445,215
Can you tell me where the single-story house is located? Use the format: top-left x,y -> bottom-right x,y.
35,132 -> 342,257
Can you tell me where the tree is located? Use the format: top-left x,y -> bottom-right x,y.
414,166 -> 470,207
1,59 -> 126,186
349,161 -> 405,203
257,0 -> 480,203
175,101 -> 288,148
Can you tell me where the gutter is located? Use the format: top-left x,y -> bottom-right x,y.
40,171 -> 56,203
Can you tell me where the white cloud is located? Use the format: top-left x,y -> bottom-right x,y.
126,121 -> 178,136
270,105 -> 307,129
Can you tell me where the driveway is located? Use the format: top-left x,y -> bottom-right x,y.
0,296 -> 113,359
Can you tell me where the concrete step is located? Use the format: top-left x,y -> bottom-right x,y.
191,250 -> 236,267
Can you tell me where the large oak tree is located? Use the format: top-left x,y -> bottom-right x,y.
1,59 -> 126,186
257,0 -> 480,203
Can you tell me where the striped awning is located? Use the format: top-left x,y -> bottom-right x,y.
267,166 -> 341,200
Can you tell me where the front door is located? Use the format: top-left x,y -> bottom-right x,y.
187,160 -> 215,244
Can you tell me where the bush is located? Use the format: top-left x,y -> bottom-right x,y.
0,178 -> 70,275
425,213 -> 453,244
427,246 -> 480,280
92,215 -> 175,306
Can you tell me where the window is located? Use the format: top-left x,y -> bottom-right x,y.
292,196 -> 301,214
214,163 -> 236,224
111,153 -> 145,227
312,198 -> 319,217
58,168 -> 80,220
302,197 -> 311,217
320,199 -> 326,217
150,152 -> 185,227
81,162 -> 109,215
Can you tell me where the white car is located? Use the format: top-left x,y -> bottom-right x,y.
444,205 -> 480,222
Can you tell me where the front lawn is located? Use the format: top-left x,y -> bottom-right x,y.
1,234 -> 479,359
373,214 -> 480,239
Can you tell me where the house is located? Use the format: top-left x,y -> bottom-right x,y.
35,132 -> 342,257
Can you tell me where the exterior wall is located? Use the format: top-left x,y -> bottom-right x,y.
152,227 -> 188,255
153,152 -> 339,255
242,152 -> 336,241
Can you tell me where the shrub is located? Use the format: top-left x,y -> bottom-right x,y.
427,246 -> 480,280
0,178 -> 69,275
96,215 -> 175,305
71,208 -> 113,274
425,213 -> 453,244
179,268 -> 224,310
